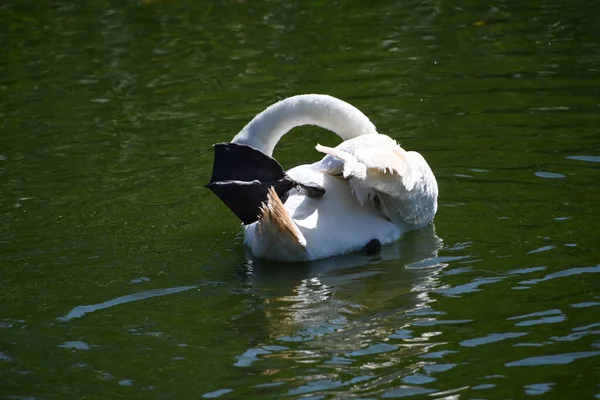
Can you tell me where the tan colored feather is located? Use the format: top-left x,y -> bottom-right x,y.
259,187 -> 307,247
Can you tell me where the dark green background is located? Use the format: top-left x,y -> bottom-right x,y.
1,0 -> 599,398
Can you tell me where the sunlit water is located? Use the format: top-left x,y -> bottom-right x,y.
1,0 -> 599,399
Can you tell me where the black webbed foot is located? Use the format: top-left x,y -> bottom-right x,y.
205,142 -> 325,225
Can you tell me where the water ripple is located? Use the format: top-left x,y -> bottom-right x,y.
402,373 -> 436,385
382,386 -> 437,398
551,324 -> 600,342
202,388 -> 233,398
389,329 -> 413,340
571,302 -> 600,308
519,266 -> 600,285
422,363 -> 456,373
566,155 -> 600,163
57,341 -> 91,350
524,383 -> 555,395
234,348 -> 272,368
508,309 -> 563,320
472,383 -> 496,390
515,315 -> 566,327
234,345 -> 291,368
57,285 -> 200,321
535,171 -> 565,179
287,376 -> 373,396
507,266 -> 547,275
345,343 -> 398,357
277,320 -> 345,342
412,319 -> 472,327
419,350 -> 458,359
436,277 -> 504,297
324,356 -> 354,365
527,245 -> 556,254
506,351 -> 600,367
460,332 -> 528,347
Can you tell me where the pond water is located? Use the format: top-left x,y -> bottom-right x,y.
1,0 -> 599,398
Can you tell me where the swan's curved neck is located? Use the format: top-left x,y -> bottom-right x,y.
231,94 -> 378,156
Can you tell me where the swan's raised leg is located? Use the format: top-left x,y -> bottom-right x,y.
205,142 -> 325,225
205,143 -> 294,224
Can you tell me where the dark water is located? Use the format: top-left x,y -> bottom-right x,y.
1,0 -> 600,398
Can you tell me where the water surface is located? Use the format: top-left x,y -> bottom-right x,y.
1,0 -> 599,398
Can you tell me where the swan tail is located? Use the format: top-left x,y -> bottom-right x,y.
258,187 -> 307,248
205,143 -> 295,224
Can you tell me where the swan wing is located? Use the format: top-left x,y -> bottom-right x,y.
316,134 -> 438,228
316,134 -> 417,195
316,134 -> 413,181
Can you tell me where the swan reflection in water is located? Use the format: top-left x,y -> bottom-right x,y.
233,225 -> 445,363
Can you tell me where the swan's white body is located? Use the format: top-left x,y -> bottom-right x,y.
231,94 -> 438,262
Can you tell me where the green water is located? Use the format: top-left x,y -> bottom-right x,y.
1,0 -> 599,398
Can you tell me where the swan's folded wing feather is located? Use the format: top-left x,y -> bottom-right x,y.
352,146 -> 408,177
316,141 -> 414,190
315,134 -> 437,228
315,143 -> 367,179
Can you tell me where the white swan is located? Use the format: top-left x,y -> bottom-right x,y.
206,94 -> 438,262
